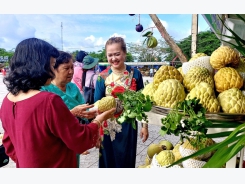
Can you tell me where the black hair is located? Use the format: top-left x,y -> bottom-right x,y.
54,51 -> 73,69
76,50 -> 88,63
3,38 -> 60,95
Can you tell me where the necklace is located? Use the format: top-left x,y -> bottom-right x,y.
111,64 -> 126,76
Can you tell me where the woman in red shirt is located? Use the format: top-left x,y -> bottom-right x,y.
0,38 -> 115,168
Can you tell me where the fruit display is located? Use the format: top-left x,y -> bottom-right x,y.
144,45 -> 245,114
138,140 -> 182,168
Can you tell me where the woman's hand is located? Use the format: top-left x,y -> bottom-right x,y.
71,104 -> 97,119
140,127 -> 149,143
93,108 -> 116,124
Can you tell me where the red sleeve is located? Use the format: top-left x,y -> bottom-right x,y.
2,132 -> 17,163
46,95 -> 99,153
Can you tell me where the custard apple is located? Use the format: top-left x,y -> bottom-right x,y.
183,66 -> 214,92
94,96 -> 116,112
214,67 -> 243,93
210,46 -> 240,70
186,82 -> 220,113
189,53 -> 207,62
235,58 -> 245,82
141,82 -> 155,101
217,88 -> 245,113
153,79 -> 186,108
153,65 -> 183,90
156,150 -> 175,167
177,67 -> 184,78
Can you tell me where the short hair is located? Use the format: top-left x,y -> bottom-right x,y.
3,38 -> 60,95
105,36 -> 127,54
54,51 -> 73,69
76,50 -> 88,63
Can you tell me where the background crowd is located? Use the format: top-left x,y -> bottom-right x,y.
0,36 -> 149,168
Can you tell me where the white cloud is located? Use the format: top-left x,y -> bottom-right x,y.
85,35 -> 96,42
109,33 -> 126,39
149,19 -> 168,29
95,37 -> 105,47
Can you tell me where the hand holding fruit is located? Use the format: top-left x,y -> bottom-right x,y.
71,104 -> 97,119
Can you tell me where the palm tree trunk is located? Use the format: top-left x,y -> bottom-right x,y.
149,14 -> 188,63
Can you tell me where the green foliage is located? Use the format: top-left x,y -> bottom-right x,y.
116,90 -> 153,129
164,30 -> 221,61
160,98 -> 212,147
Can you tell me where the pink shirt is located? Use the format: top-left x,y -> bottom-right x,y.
72,62 -> 84,93
72,62 -> 98,93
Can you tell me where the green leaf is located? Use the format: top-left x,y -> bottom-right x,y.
142,31 -> 153,37
203,135 -> 245,168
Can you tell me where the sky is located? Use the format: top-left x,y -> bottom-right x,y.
0,0 -> 242,54
0,14 -> 211,53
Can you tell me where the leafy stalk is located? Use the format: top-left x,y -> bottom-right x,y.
116,89 -> 153,129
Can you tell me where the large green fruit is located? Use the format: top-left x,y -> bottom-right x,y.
147,143 -> 163,158
158,140 -> 173,150
147,36 -> 158,48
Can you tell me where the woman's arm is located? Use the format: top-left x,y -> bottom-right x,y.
46,94 -> 114,154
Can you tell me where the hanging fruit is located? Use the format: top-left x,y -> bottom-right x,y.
136,24 -> 143,32
142,31 -> 158,48
135,14 -> 143,32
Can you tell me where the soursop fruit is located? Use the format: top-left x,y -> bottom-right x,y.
214,67 -> 243,93
183,66 -> 214,92
93,96 -> 116,112
153,79 -> 186,108
217,88 -> 245,113
153,65 -> 183,90
186,82 -> 220,113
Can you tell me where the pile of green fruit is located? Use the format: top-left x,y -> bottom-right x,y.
138,139 -> 176,168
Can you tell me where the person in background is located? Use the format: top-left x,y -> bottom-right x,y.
94,36 -> 149,168
72,50 -> 88,94
82,55 -> 99,105
0,38 -> 115,168
41,51 -> 94,162
149,68 -> 153,77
